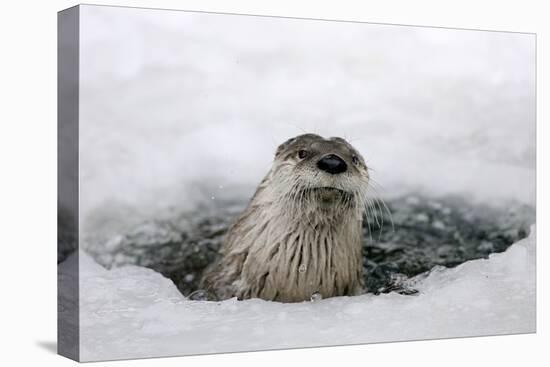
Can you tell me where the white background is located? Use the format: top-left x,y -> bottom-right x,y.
0,0 -> 547,366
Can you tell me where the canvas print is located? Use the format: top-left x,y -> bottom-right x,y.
58,4 -> 536,362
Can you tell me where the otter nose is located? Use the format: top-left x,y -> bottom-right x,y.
317,154 -> 347,174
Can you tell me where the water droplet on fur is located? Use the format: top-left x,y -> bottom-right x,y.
298,264 -> 307,273
310,292 -> 322,302
184,274 -> 195,282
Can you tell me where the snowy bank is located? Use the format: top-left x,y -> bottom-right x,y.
68,226 -> 535,361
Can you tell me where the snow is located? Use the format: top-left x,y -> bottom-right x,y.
68,5 -> 537,361
78,6 -> 535,235
71,226 -> 535,361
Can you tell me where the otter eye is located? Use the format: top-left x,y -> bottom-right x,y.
298,149 -> 308,159
352,156 -> 360,165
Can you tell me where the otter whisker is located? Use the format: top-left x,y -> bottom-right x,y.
361,192 -> 374,243
366,181 -> 395,233
367,196 -> 382,229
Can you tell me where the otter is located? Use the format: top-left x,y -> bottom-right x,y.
199,134 -> 371,302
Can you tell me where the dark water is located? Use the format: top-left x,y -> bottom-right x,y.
78,194 -> 534,297
58,206 -> 77,264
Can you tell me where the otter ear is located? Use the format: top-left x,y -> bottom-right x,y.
275,137 -> 297,157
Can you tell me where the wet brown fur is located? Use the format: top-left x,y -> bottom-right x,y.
200,134 -> 370,302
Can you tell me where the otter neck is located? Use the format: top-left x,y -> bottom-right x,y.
229,188 -> 364,302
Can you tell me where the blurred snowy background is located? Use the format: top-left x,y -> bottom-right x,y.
69,5 -> 536,361
79,6 -> 535,231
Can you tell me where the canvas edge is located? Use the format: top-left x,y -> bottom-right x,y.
57,4 -> 80,362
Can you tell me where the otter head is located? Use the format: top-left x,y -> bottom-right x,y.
268,134 -> 370,220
